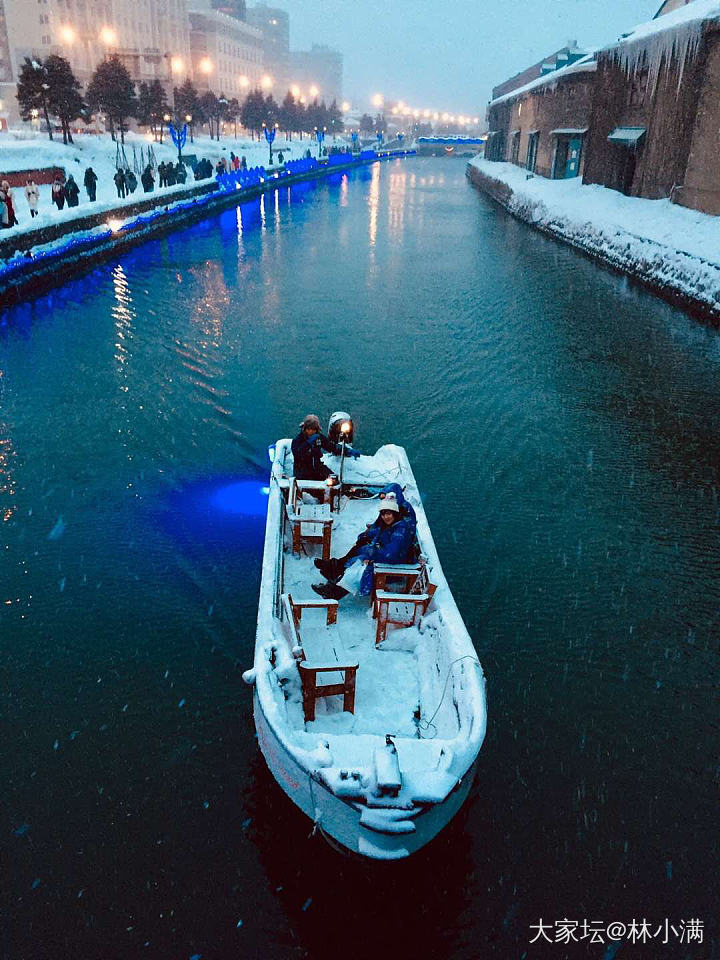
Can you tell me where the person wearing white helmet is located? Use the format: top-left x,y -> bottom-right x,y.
313,492 -> 415,600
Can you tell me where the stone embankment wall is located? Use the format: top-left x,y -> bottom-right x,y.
466,161 -> 720,325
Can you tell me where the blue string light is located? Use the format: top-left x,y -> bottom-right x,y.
0,149 -> 416,290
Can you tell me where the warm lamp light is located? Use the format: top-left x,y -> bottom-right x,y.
100,26 -> 117,46
59,25 -> 76,44
199,56 -> 213,74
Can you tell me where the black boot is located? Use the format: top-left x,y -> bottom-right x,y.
312,583 -> 349,600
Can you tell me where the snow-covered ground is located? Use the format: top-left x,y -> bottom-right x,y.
0,129 -> 327,242
468,157 -> 720,318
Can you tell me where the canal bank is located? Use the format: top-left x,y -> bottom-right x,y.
0,149 -> 415,310
467,157 -> 720,325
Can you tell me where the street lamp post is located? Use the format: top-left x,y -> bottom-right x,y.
315,125 -> 326,159
169,120 -> 188,163
161,112 -> 171,144
218,94 -> 228,142
185,114 -> 193,144
263,122 -> 277,166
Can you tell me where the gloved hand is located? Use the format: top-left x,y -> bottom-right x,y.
347,447 -> 361,459
308,434 -> 323,446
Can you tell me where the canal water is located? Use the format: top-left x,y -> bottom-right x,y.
2,159 -> 718,960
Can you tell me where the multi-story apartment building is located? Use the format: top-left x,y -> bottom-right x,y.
245,4 -> 288,93
288,44 -> 342,105
188,0 -> 263,96
0,0 -> 192,126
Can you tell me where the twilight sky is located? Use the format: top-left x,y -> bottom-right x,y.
278,0 -> 660,113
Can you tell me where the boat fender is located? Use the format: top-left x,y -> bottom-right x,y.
242,668 -> 257,686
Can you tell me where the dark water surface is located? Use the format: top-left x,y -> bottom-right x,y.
2,160 -> 718,960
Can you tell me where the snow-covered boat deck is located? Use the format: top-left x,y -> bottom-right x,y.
251,441 -> 487,858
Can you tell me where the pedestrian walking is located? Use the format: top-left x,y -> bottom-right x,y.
2,181 -> 18,226
175,162 -> 187,184
51,177 -> 66,210
113,168 -> 127,199
24,177 -> 39,218
0,184 -> 9,227
126,170 -> 138,194
84,166 -> 98,202
64,174 -> 80,208
141,164 -> 155,193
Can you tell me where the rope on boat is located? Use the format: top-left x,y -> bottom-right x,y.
418,655 -> 483,739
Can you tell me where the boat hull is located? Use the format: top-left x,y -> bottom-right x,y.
254,690 -> 478,860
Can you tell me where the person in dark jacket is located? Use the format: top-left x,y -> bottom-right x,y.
125,170 -> 138,194
114,168 -> 126,199
291,413 -> 358,482
312,492 -> 416,599
175,162 -> 187,184
51,177 -> 66,210
64,174 -> 80,207
141,165 -> 155,193
83,167 -> 98,202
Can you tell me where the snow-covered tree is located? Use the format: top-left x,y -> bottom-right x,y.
16,58 -> 54,139
327,99 -> 344,139
137,79 -> 168,141
86,57 -> 137,143
240,89 -> 265,139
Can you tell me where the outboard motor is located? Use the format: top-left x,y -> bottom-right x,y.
328,411 -> 354,446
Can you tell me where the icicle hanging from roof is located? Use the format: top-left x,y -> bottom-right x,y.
611,16 -> 707,95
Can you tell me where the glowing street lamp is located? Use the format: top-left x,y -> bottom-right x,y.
371,93 -> 384,109
170,56 -> 184,75
199,56 -> 213,75
59,25 -> 76,44
341,100 -> 350,113
291,84 -> 301,98
263,121 -> 278,165
185,113 -> 194,143
261,74 -> 272,89
309,84 -> 319,99
239,75 -> 249,91
100,26 -> 117,46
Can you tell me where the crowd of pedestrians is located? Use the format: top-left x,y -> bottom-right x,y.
0,155 -> 223,230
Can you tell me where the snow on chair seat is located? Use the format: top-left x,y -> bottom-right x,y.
373,584 -> 437,646
372,562 -> 423,607
285,478 -> 334,560
281,594 -> 358,723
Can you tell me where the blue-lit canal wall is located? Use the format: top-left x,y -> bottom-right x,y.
0,149 -> 415,309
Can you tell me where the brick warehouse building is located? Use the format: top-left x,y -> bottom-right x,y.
583,4 -> 720,213
486,54 -> 596,180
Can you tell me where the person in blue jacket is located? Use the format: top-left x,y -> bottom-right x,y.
291,413 -> 359,481
312,491 -> 416,600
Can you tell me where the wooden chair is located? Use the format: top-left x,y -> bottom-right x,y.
373,585 -> 437,645
286,478 -> 334,560
372,561 -> 437,645
372,562 -> 423,600
282,594 -> 358,723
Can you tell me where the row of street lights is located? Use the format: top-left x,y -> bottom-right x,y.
371,92 -> 480,127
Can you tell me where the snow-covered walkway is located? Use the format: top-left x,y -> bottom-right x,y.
467,157 -> 720,322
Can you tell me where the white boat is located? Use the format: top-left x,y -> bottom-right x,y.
245,427 -> 487,860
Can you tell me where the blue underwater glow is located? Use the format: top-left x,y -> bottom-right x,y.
210,480 -> 269,516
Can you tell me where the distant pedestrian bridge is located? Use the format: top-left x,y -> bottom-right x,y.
415,136 -> 486,157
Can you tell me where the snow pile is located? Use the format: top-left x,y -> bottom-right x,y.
468,157 -> 720,318
606,0 -> 720,93
0,130 -> 331,243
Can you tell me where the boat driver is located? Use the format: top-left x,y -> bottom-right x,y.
291,413 -> 359,481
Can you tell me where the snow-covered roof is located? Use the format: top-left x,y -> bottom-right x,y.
601,0 -> 720,92
606,0 -> 720,52
489,54 -> 597,107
